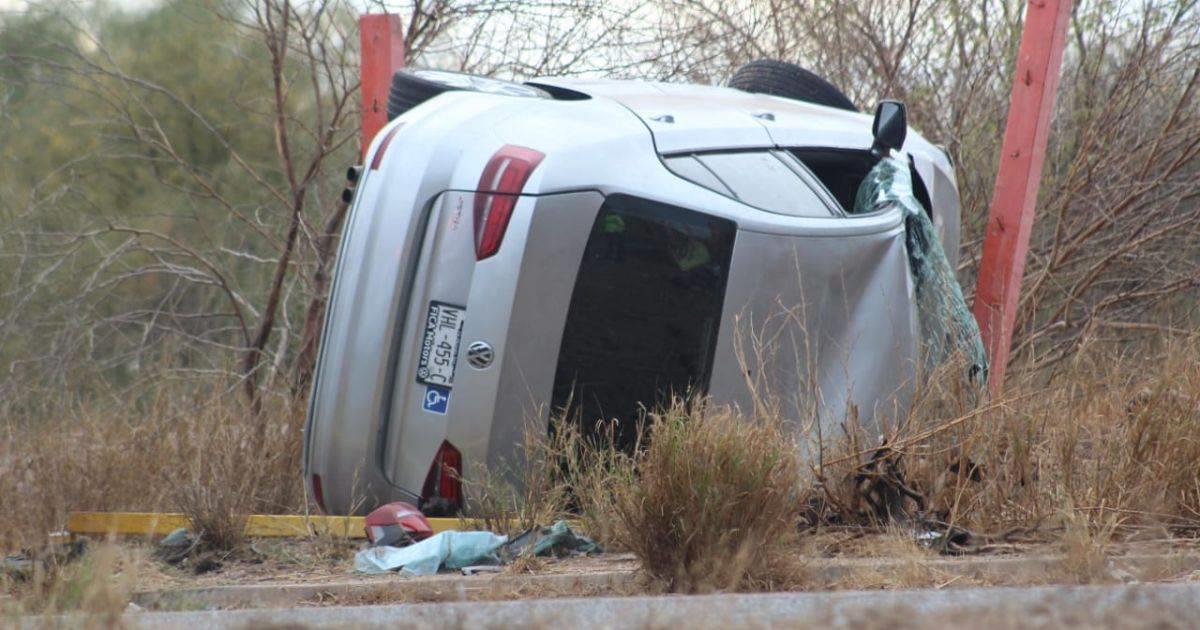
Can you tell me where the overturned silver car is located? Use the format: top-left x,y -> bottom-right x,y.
304,63 -> 981,516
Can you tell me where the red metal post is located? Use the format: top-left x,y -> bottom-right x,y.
359,14 -> 406,159
972,0 -> 1073,392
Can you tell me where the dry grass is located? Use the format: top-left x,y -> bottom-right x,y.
782,336 -> 1200,560
1056,509 -> 1120,585
544,338 -> 1200,594
460,417 -> 576,537
570,399 -> 805,593
901,339 -> 1200,538
0,374 -> 306,552
1,542 -> 141,620
4,338 -> 1200,604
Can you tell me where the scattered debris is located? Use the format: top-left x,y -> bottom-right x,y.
191,553 -> 224,575
364,502 -> 433,547
154,527 -> 225,573
1,553 -> 36,580
853,447 -> 925,524
1,539 -> 88,581
354,531 -> 507,576
916,521 -> 979,555
804,446 -> 986,556
160,527 -> 195,549
353,520 -> 602,576
504,521 -> 602,559
461,565 -> 505,576
155,527 -> 199,565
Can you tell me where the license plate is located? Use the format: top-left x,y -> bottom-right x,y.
416,301 -> 465,388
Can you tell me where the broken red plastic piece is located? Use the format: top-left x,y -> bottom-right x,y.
364,501 -> 434,546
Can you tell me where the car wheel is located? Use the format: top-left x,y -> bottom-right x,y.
386,69 -> 550,120
729,59 -> 857,112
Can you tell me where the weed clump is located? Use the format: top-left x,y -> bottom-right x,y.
578,401 -> 804,593
0,374 -> 305,553
169,391 -> 301,553
461,417 -> 577,537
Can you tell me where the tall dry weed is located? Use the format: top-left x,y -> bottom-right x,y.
460,416 -> 577,537
168,390 -> 305,551
0,373 -> 305,551
818,338 -> 1200,539
575,400 -> 805,593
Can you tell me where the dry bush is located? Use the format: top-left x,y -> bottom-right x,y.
460,416 -> 578,537
575,400 -> 805,593
0,371 -> 305,552
812,337 -> 1200,541
1057,508 -> 1119,584
168,390 -> 306,552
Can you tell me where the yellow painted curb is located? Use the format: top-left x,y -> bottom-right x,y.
67,511 -> 466,539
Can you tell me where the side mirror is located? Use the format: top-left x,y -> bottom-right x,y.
871,100 -> 907,157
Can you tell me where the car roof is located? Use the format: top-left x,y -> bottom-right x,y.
528,77 -> 880,153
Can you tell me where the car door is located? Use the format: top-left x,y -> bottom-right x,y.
676,149 -> 920,456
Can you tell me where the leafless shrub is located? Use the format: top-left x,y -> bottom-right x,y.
0,369 -> 304,551
810,336 -> 1200,540
0,0 -> 363,413
1012,6 -> 1200,366
460,415 -> 577,537
575,399 -> 805,593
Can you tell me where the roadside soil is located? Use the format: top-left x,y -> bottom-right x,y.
112,532 -> 1200,610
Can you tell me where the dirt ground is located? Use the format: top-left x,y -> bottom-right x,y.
111,530 -> 1200,607
125,538 -> 640,593
9,529 -> 1200,619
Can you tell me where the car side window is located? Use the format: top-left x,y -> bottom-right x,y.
662,155 -> 734,196
788,148 -> 878,214
789,148 -> 934,218
663,150 -> 836,218
551,194 -> 736,451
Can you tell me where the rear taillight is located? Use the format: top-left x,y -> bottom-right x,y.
369,123 -> 404,170
420,440 -> 463,514
310,474 -> 327,514
473,145 -> 544,260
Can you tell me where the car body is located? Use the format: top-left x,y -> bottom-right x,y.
303,77 -> 963,516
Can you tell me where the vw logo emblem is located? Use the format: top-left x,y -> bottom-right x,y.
466,341 -> 494,369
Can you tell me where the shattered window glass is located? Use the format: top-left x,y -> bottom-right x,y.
853,156 -> 988,388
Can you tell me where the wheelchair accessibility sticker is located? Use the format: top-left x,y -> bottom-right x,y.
423,384 -> 451,415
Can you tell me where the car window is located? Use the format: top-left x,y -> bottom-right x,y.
695,152 -> 833,218
664,151 -> 835,218
551,194 -> 735,451
789,148 -> 933,217
662,155 -> 733,195
788,148 -> 878,214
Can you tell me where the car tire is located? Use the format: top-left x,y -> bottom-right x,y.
387,69 -> 550,120
729,59 -> 857,112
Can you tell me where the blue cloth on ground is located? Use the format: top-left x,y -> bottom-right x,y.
354,530 -> 507,576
